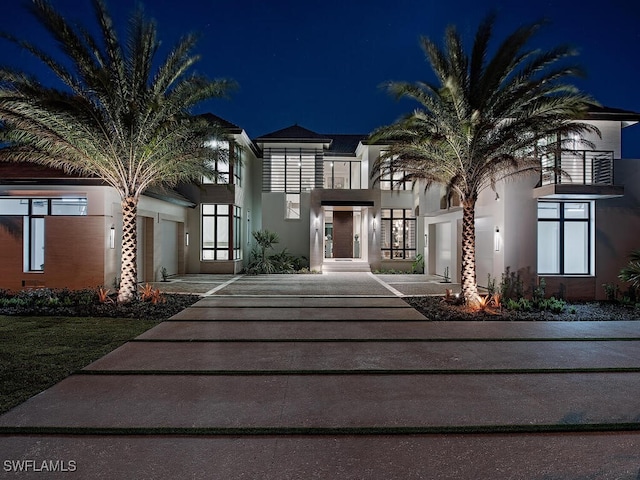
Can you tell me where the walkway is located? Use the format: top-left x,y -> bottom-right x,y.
2,273 -> 640,478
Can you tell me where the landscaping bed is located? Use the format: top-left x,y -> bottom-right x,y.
406,295 -> 640,321
0,288 -> 200,320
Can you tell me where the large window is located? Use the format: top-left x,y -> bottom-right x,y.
264,148 -> 318,193
323,160 -> 361,189
202,140 -> 241,186
0,197 -> 88,272
201,204 -> 241,260
537,201 -> 591,275
381,208 -> 416,259
379,170 -> 412,190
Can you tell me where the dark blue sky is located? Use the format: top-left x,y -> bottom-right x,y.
2,0 -> 640,155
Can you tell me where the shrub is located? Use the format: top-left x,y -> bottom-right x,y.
412,253 -> 424,274
602,283 -> 620,302
505,297 -> 532,312
500,267 -> 524,300
619,250 -> 640,289
537,297 -> 566,313
486,274 -> 496,295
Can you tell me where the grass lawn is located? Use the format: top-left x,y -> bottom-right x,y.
0,315 -> 160,415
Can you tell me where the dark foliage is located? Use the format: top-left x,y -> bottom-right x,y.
0,288 -> 199,320
406,296 -> 640,321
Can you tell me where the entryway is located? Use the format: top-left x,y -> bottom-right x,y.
322,206 -> 369,272
323,207 -> 364,260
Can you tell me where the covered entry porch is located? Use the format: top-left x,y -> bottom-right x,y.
308,193 -> 380,273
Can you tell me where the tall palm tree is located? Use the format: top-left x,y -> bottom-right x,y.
371,14 -> 596,305
0,0 -> 235,302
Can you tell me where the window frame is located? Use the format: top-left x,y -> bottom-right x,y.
201,204 -> 242,261
0,197 -> 88,273
323,160 -> 362,189
537,201 -> 592,275
380,208 -> 417,260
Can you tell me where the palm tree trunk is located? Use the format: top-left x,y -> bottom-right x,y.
461,199 -> 480,306
117,196 -> 138,303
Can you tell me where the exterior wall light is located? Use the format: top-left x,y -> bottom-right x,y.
109,226 -> 115,249
185,232 -> 189,246
494,226 -> 501,252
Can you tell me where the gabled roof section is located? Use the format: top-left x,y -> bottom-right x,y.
255,124 -> 332,144
324,134 -> 367,156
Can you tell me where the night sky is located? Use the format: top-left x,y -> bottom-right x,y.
1,0 -> 639,156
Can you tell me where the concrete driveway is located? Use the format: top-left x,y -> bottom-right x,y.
1,272 -> 640,479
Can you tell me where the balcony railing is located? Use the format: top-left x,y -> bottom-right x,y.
540,150 -> 614,186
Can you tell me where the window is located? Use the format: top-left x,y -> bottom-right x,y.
264,148 -> 318,193
286,194 -> 301,219
537,201 -> 591,275
379,170 -> 412,190
381,208 -> 416,259
201,204 -> 241,260
323,160 -> 361,189
0,197 -> 88,272
203,140 -> 241,185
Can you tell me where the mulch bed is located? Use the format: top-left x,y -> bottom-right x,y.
405,296 -> 640,321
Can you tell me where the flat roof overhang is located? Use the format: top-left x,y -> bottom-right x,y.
533,184 -> 624,200
321,200 -> 375,207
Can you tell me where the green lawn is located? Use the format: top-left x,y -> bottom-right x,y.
0,315 -> 160,414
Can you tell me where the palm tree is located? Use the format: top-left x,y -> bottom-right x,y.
0,0 -> 235,302
371,14 -> 596,305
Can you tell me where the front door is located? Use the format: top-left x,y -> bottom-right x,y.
332,211 -> 353,258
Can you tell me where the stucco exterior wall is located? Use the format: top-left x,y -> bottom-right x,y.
261,192 -> 310,258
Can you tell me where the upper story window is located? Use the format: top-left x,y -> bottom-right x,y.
323,160 -> 362,189
263,148 -> 319,193
202,140 -> 241,186
379,170 -> 412,191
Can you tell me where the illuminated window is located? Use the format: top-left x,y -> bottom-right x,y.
203,140 -> 241,185
285,194 -> 301,219
264,148 -> 318,193
379,170 -> 412,190
201,204 -> 241,260
381,209 -> 416,259
323,160 -> 361,189
537,201 -> 591,275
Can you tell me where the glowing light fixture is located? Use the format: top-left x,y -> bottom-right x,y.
494,227 -> 501,251
185,232 -> 190,246
109,226 -> 115,249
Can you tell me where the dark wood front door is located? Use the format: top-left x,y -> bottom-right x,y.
332,211 -> 353,258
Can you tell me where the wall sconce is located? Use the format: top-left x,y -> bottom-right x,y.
314,217 -> 319,232
109,226 -> 115,249
185,232 -> 190,246
373,217 -> 377,232
494,226 -> 501,252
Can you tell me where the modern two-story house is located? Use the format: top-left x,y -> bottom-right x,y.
0,106 -> 638,300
